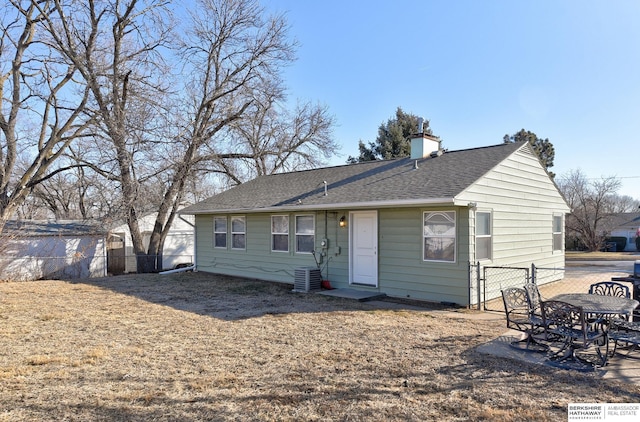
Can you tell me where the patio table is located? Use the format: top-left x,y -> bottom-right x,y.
544,294 -> 639,367
550,293 -> 638,317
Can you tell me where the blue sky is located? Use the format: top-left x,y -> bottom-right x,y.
265,0 -> 640,200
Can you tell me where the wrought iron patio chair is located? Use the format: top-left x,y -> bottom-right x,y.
608,318 -> 640,357
588,281 -> 635,356
588,281 -> 631,300
609,316 -> 640,357
541,300 -> 609,368
501,287 -> 547,352
588,281 -> 633,327
524,283 -> 545,328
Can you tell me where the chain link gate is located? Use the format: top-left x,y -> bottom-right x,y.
481,265 -> 531,312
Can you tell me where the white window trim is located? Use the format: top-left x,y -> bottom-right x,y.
475,210 -> 492,261
231,215 -> 246,250
271,215 -> 289,253
423,210 -> 457,263
552,214 -> 564,252
213,216 -> 227,249
295,214 -> 315,254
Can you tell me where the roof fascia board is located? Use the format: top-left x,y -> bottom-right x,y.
181,197 -> 462,215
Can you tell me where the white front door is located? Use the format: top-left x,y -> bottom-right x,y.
350,211 -> 378,287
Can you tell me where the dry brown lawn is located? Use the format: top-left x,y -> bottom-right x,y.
566,251 -> 640,261
1,272 -> 639,421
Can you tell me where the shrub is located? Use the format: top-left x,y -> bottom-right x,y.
605,236 -> 627,252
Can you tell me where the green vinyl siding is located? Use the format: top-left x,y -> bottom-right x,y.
195,207 -> 472,305
194,212 -> 351,284
459,143 -> 569,270
376,208 -> 471,304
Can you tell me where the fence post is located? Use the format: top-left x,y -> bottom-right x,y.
476,261 -> 482,310
531,263 -> 536,284
468,261 -> 472,308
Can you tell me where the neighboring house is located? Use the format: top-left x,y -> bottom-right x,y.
181,134 -> 570,306
108,213 -> 195,274
0,213 -> 195,281
606,213 -> 640,251
0,220 -> 108,281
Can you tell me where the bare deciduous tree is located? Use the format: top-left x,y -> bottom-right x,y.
17,0 -> 337,273
38,0 -> 305,272
610,194 -> 640,213
138,0 -> 301,271
0,1 -> 91,233
557,169 -> 623,251
201,98 -> 338,183
38,0 -> 176,271
27,147 -> 119,220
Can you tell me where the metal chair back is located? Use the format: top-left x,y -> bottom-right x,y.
541,300 -> 585,337
588,281 -> 631,299
501,287 -> 530,332
502,287 -> 550,352
524,283 -> 542,314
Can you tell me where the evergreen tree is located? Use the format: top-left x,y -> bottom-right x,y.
503,129 -> 555,177
348,107 -> 432,163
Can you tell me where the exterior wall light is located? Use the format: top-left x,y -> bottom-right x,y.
339,216 -> 347,228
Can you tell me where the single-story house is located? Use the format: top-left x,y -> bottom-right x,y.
180,133 -> 571,306
0,220 -> 108,281
607,213 -> 640,251
108,212 -> 195,274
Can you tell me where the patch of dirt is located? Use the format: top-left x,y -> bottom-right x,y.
1,272 -> 639,421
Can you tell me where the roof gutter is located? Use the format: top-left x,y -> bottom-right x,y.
181,197 -> 467,215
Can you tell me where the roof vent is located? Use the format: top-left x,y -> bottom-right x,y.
417,117 -> 425,134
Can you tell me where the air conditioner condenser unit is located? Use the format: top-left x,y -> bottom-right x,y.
293,266 -> 322,293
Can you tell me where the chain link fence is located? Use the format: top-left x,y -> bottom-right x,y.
534,265 -> 633,301
474,261 -> 634,312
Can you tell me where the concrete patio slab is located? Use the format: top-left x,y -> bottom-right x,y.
477,330 -> 640,384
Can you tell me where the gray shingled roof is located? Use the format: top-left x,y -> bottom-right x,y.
608,213 -> 640,230
3,220 -> 108,237
181,141 -> 527,214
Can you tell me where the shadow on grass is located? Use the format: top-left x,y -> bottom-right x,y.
70,271 -> 443,321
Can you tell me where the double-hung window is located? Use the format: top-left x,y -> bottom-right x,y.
231,216 -> 246,250
476,211 -> 492,260
553,214 -> 563,252
295,215 -> 315,253
423,211 -> 456,262
214,216 -> 227,248
271,215 -> 289,252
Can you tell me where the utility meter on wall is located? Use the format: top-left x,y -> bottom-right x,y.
320,238 -> 329,249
